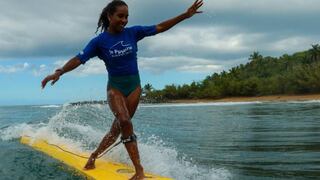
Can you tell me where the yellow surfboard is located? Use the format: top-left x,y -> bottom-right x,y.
21,136 -> 172,180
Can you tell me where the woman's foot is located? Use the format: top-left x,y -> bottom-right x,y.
129,166 -> 145,180
129,172 -> 146,180
84,153 -> 97,170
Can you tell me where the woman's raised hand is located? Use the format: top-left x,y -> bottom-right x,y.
186,0 -> 203,18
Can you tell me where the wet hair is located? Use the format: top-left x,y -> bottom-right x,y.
96,0 -> 128,33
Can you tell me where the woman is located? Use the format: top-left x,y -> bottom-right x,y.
41,0 -> 203,179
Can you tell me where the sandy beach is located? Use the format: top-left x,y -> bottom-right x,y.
168,94 -> 320,103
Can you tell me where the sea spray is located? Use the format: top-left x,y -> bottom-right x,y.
2,102 -> 320,179
1,103 -> 232,179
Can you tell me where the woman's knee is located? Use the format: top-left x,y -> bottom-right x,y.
105,132 -> 119,142
117,113 -> 132,129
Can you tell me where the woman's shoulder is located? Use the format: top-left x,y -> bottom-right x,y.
123,26 -> 141,35
127,25 -> 156,31
126,25 -> 144,30
91,31 -> 109,42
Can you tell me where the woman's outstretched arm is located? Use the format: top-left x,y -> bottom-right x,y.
156,0 -> 203,33
41,56 -> 82,89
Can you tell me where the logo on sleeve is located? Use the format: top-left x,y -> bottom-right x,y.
109,41 -> 133,58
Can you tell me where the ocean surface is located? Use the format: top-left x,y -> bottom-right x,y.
1,101 -> 320,180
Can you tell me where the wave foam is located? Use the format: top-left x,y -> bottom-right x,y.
1,104 -> 231,180
287,100 -> 320,104
36,105 -> 61,108
140,101 -> 262,108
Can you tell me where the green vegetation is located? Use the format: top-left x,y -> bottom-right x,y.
143,44 -> 320,101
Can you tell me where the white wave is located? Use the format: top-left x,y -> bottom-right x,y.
1,123 -> 231,179
286,100 -> 320,104
0,122 -> 91,154
37,105 -> 61,108
1,104 -> 231,180
140,135 -> 231,180
140,101 -> 262,108
100,135 -> 231,180
0,123 -> 33,141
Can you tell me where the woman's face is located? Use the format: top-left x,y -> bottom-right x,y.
108,5 -> 128,33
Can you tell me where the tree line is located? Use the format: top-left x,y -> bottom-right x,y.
143,44 -> 320,101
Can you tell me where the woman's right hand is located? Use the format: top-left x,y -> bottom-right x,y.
41,71 -> 61,89
41,57 -> 81,89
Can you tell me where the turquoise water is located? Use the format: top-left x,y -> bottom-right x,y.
1,101 -> 320,180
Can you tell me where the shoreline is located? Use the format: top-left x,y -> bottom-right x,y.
168,94 -> 320,103
11,94 -> 320,107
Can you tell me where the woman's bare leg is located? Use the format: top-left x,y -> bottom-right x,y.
84,119 -> 120,169
108,87 -> 145,180
84,87 -> 142,176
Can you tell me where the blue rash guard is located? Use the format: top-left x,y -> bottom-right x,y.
76,25 -> 158,96
76,25 -> 157,76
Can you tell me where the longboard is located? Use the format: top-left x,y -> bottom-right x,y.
21,136 -> 172,180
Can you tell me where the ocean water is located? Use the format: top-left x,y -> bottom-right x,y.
1,101 -> 320,180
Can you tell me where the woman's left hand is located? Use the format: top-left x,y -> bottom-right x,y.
185,0 -> 204,18
41,72 -> 61,89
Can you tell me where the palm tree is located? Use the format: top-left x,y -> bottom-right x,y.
249,51 -> 263,61
310,44 -> 320,61
143,83 -> 153,93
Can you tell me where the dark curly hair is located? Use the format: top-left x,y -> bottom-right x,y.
96,0 -> 128,34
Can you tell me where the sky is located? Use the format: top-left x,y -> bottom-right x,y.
0,0 -> 319,105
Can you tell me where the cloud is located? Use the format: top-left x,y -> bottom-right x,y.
141,26 -> 315,59
32,64 -> 47,76
142,26 -> 260,55
0,62 -> 52,77
0,0 -> 319,66
139,56 -> 223,74
205,0 -> 320,14
0,0 -> 100,58
266,36 -> 314,54
53,58 -> 106,76
0,58 -> 106,77
0,62 -> 29,73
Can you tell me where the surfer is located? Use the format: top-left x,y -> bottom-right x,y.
41,0 -> 203,179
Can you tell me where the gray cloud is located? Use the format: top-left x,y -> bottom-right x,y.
138,56 -> 244,74
139,56 -> 216,74
140,25 -> 315,61
0,0 -> 319,73
0,0 -> 101,57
